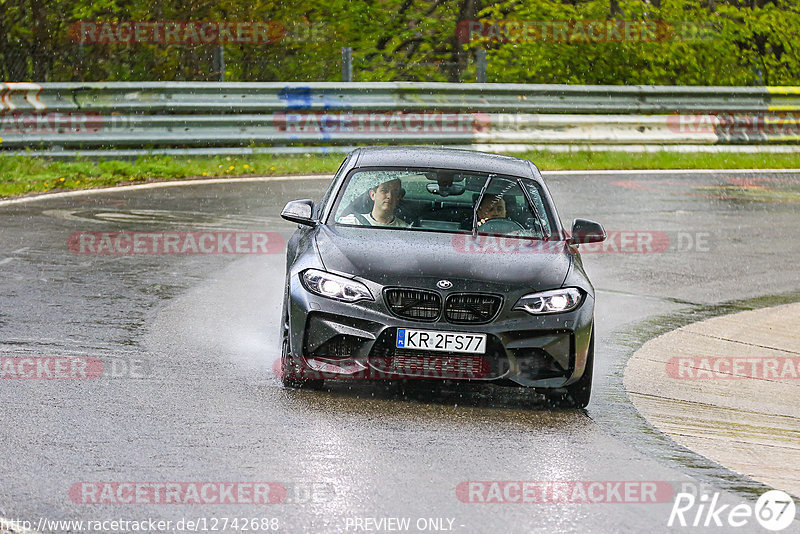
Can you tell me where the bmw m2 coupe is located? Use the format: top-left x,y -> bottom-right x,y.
279,147 -> 605,407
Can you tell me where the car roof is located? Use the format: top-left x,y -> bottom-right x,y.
350,147 -> 539,180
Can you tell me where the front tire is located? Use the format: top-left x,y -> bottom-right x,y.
280,304 -> 323,390
564,331 -> 594,408
546,330 -> 594,408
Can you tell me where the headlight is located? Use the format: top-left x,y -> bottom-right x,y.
301,269 -> 373,302
513,288 -> 582,315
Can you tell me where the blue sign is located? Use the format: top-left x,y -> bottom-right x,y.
396,329 -> 406,348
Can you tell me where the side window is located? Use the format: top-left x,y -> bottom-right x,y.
523,183 -> 554,237
316,154 -> 350,218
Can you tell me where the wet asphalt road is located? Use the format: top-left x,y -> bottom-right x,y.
0,171 -> 799,533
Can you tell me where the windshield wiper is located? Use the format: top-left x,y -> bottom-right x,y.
517,178 -> 548,240
472,173 -> 496,237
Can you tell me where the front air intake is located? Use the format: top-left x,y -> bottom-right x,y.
444,293 -> 502,324
384,288 -> 442,321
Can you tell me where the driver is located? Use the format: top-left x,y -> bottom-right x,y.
476,194 -> 506,227
338,178 -> 409,227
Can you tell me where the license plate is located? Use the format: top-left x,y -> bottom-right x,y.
396,328 -> 487,354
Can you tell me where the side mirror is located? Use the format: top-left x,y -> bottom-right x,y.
569,218 -> 606,245
281,199 -> 316,226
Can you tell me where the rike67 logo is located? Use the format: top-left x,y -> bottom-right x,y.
669,489 -> 796,531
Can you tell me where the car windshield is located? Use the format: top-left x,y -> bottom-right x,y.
331,169 -> 553,239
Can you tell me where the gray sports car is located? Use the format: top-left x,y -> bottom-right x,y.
279,147 -> 605,407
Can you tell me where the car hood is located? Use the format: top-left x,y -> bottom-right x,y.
315,225 -> 572,292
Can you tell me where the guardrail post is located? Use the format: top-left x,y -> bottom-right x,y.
212,46 -> 225,82
342,47 -> 353,82
75,43 -> 85,79
476,49 -> 487,83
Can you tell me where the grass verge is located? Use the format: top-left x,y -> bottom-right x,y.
1,150 -> 799,199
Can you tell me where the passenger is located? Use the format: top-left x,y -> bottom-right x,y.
338,178 -> 409,227
476,194 -> 506,227
461,194 -> 507,229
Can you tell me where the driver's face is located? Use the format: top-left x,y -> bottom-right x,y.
477,197 -> 506,220
370,180 -> 402,211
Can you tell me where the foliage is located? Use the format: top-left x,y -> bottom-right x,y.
0,0 -> 798,84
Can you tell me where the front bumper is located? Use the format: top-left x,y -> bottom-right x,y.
286,274 -> 594,388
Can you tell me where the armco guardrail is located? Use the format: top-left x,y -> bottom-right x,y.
1,82 -> 799,154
